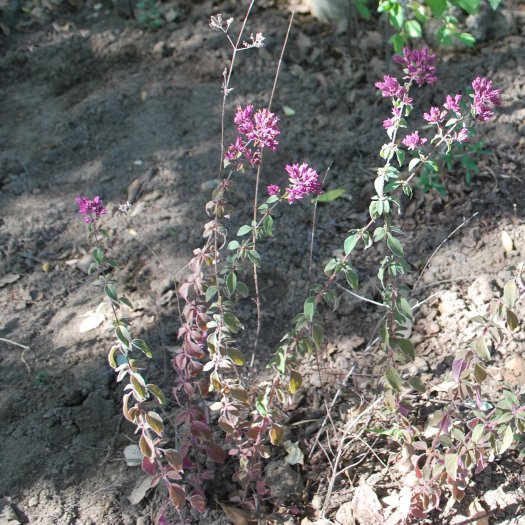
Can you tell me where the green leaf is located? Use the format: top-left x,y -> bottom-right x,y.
355,1 -> 371,19
389,3 -> 404,29
131,373 -> 147,400
228,240 -> 240,250
503,281 -> 518,308
445,453 -> 458,480
247,249 -> 261,268
488,0 -> 502,8
237,224 -> 252,236
283,105 -> 296,117
345,267 -> 359,289
499,425 -> 514,454
387,234 -> 404,257
475,335 -> 490,361
289,370 -> 302,393
457,32 -> 476,46
425,160 -> 439,172
108,345 -> 119,369
226,272 -> 237,296
223,312 -> 241,333
385,366 -> 402,392
205,285 -> 218,302
256,396 -> 267,417
119,296 -> 133,309
106,259 -> 118,268
473,362 -> 487,383
396,149 -> 405,167
304,297 -> 316,322
395,338 -> 415,361
227,348 -> 245,366
471,423 -> 485,444
132,338 -> 152,358
408,158 -> 420,171
404,19 -> 422,38
507,309 -> 519,332
312,324 -> 324,349
455,0 -> 481,15
147,383 -> 166,405
389,33 -> 406,53
408,376 -> 426,393
104,283 -> 119,303
263,215 -> 274,236
146,411 -> 164,436
235,281 -> 249,298
344,234 -> 359,255
316,188 -> 346,203
93,248 -> 104,265
116,326 -> 130,348
398,297 -> 413,322
426,0 -> 447,17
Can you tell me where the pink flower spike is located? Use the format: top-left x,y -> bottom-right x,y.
471,77 -> 502,121
285,163 -> 322,203
402,131 -> 427,151
234,105 -> 254,135
249,108 -> 280,152
423,106 -> 447,124
444,94 -> 462,113
393,47 -> 437,87
455,127 -> 469,143
76,196 -> 106,224
374,75 -> 406,99
267,184 -> 280,196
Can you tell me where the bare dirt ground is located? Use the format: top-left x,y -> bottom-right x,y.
1,0 -> 525,523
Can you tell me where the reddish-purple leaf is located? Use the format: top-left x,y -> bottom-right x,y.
164,449 -> 182,471
190,420 -> 212,441
158,513 -> 171,525
206,444 -> 226,464
142,456 -> 156,476
188,494 -> 206,513
168,483 -> 186,510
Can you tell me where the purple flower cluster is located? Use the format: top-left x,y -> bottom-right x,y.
471,77 -> 502,121
402,131 -> 427,150
76,196 -> 106,224
383,107 -> 402,130
375,75 -> 406,99
393,47 -> 437,87
266,163 -> 322,203
225,105 -> 280,169
444,94 -> 462,114
285,163 -> 322,203
423,106 -> 447,124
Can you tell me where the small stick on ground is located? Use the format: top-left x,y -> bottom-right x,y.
0,337 -> 31,374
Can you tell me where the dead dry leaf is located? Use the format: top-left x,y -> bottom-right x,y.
217,502 -> 255,525
0,273 -> 20,288
79,311 -> 105,333
283,440 -> 304,465
351,480 -> 384,524
501,230 -> 514,254
123,444 -> 143,467
127,476 -> 153,505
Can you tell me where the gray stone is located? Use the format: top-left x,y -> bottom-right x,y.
265,461 -> 303,498
335,501 -> 356,525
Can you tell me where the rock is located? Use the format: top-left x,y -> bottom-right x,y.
503,354 -> 525,385
484,485 -> 520,510
467,275 -> 493,306
149,277 -> 174,295
350,482 -> 383,524
335,501 -> 356,525
265,461 -> 303,498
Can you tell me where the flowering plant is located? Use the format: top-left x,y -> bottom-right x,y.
75,6 -> 519,522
